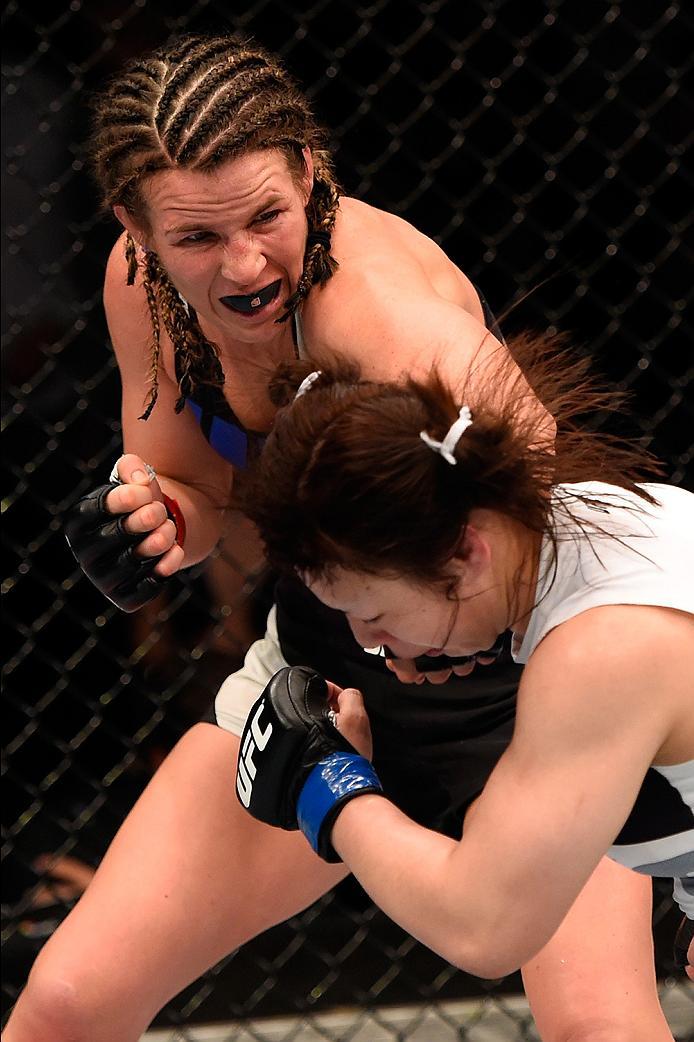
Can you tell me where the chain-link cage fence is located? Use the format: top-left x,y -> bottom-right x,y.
2,0 -> 693,1038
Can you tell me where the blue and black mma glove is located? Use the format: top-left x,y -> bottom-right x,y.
236,666 -> 383,862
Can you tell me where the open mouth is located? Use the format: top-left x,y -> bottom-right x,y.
219,278 -> 282,314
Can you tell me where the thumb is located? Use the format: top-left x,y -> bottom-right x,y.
333,688 -> 373,760
335,687 -> 366,714
325,680 -> 344,711
114,453 -> 164,502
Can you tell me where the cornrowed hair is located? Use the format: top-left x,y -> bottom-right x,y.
139,249 -> 163,420
89,33 -> 341,417
138,247 -> 225,419
124,232 -> 138,285
280,150 -> 340,321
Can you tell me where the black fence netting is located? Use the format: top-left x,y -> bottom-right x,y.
2,0 -> 693,1038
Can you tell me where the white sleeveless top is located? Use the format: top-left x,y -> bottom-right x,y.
513,481 -> 694,664
512,482 -> 694,914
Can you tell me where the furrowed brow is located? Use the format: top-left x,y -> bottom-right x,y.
164,192 -> 289,236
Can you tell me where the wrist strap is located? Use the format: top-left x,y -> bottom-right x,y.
162,493 -> 187,548
297,751 -> 382,861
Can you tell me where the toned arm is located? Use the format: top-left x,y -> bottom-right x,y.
306,267 -> 555,445
330,605 -> 687,977
103,236 -> 234,566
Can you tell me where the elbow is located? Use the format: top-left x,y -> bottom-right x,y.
447,944 -> 522,981
441,921 -> 534,980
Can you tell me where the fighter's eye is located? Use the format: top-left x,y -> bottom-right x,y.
180,231 -> 213,244
253,209 -> 280,225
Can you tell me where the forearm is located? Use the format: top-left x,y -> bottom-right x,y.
238,667 -> 575,978
154,474 -> 229,566
331,795 -> 512,978
329,749 -> 618,978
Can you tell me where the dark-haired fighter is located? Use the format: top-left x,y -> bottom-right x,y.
240,353 -> 694,979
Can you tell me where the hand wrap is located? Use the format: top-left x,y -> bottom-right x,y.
64,484 -> 169,612
236,666 -> 383,862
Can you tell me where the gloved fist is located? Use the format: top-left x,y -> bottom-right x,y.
64,454 -> 183,612
236,666 -> 383,862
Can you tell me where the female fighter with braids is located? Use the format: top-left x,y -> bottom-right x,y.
6,33 -> 678,1042
239,345 -> 694,984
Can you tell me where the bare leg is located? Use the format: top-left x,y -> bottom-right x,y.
5,723 -> 346,1042
7,725 -> 675,1042
522,856 -> 673,1042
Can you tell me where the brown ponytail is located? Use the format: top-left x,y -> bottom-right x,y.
244,331 -> 662,583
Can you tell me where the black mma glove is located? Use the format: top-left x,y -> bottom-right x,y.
64,484 -> 170,612
236,666 -> 383,862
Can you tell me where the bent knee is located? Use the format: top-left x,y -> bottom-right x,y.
553,1017 -> 666,1042
6,965 -> 85,1042
8,953 -> 147,1042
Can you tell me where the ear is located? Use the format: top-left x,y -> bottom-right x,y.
452,523 -> 492,581
113,205 -> 148,247
301,147 -> 314,203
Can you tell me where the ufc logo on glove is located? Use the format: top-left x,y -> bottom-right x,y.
236,703 -> 274,807
235,667 -> 383,861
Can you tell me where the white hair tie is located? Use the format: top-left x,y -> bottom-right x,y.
419,405 -> 473,465
294,370 -> 322,400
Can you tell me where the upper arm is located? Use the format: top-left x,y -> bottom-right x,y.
455,607 -> 675,960
103,235 -> 233,507
307,270 -> 553,438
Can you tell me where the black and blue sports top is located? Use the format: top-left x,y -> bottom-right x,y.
176,356 -> 271,470
183,394 -> 264,469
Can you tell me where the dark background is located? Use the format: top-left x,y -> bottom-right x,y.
2,0 -> 693,1035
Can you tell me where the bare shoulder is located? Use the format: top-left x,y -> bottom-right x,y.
529,602 -> 694,675
303,269 -> 477,378
102,232 -> 183,427
517,604 -> 694,761
302,216 -> 490,377
103,232 -> 156,372
327,197 -> 483,313
304,199 -> 554,434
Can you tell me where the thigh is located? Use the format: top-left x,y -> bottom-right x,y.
521,856 -> 673,1042
9,723 -> 346,1042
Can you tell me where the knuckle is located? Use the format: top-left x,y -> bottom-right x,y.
103,489 -> 120,515
118,486 -> 143,513
147,503 -> 167,529
150,532 -> 168,553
